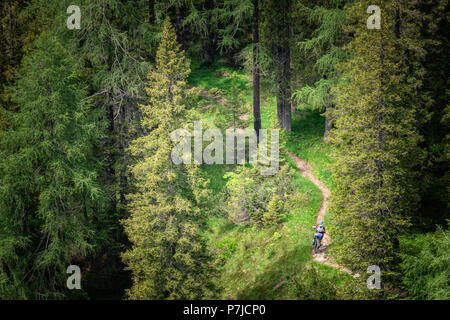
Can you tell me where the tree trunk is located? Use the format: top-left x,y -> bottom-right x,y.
174,4 -> 186,49
323,112 -> 332,142
276,49 -> 291,132
275,0 -> 291,132
106,103 -> 116,184
200,0 -> 215,65
283,1 -> 292,132
323,104 -> 333,142
252,0 -> 261,142
201,34 -> 214,66
148,0 -> 155,24
8,0 -> 15,66
276,94 -> 283,129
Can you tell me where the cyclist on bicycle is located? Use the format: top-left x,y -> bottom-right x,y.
312,220 -> 326,248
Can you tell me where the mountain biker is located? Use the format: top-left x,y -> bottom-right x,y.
312,220 -> 326,248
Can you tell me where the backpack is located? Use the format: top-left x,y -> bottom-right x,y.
316,225 -> 325,233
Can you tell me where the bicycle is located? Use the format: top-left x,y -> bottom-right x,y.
312,236 -> 321,253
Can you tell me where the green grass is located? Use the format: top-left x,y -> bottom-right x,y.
205,165 -> 321,299
284,110 -> 335,190
189,54 -> 359,299
189,58 -> 250,97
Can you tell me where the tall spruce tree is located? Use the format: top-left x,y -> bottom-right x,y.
292,0 -> 349,141
0,32 -> 106,299
261,0 -> 293,132
328,0 -> 429,278
415,0 -> 449,227
121,17 -> 213,299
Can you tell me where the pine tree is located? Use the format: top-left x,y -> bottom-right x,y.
0,32 -> 106,299
32,0 -> 158,225
29,0 -> 161,297
121,17 -> 213,299
263,194 -> 284,226
415,0 -> 449,227
0,0 -> 41,131
225,164 -> 296,227
261,0 -> 293,132
215,0 -> 252,52
401,222 -> 450,300
252,0 -> 261,141
292,0 -> 349,141
328,0 -> 429,278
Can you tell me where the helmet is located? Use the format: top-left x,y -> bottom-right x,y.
319,220 -> 323,225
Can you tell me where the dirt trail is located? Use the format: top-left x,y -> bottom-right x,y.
287,152 -> 358,278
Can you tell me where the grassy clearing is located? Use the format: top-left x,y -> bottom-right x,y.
189,56 -> 359,299
189,58 -> 250,97
189,57 -> 277,130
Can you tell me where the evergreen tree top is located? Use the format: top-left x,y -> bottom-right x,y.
156,17 -> 190,82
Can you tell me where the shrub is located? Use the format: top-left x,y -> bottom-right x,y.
224,164 -> 302,226
401,223 -> 450,300
263,195 -> 285,226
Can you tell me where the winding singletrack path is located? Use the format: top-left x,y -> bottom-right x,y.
191,84 -> 357,277
287,152 -> 358,278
